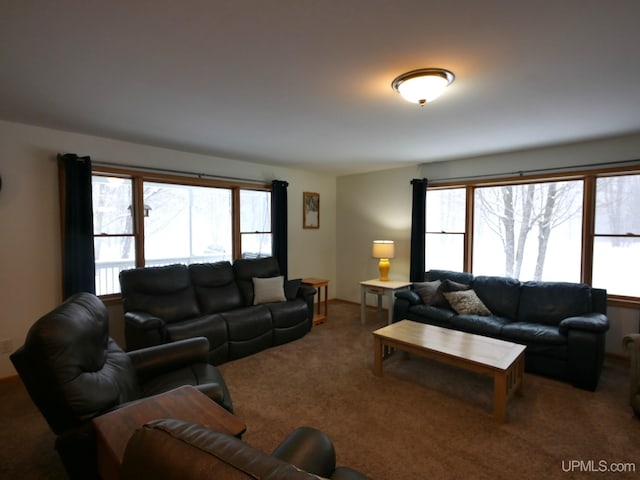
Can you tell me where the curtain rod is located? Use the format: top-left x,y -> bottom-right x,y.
92,161 -> 270,185
424,158 -> 640,184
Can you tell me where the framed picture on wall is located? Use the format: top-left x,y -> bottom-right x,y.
303,192 -> 320,229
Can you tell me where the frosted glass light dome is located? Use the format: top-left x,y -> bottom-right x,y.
391,68 -> 455,105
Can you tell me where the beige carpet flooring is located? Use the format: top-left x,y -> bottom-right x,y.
1,300 -> 639,479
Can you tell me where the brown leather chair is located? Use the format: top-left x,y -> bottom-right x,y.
623,333 -> 640,417
11,292 -> 233,479
121,418 -> 373,480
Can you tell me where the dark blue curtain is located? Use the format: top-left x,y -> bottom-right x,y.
410,178 -> 428,282
271,180 -> 289,279
59,153 -> 95,299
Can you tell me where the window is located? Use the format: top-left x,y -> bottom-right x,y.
239,189 -> 271,258
426,188 -> 466,272
91,169 -> 272,296
425,167 -> 640,305
143,182 -> 232,265
92,175 -> 135,296
473,181 -> 583,281
592,174 -> 640,298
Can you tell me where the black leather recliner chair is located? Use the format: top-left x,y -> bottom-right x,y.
10,292 -> 233,480
121,418 -> 374,480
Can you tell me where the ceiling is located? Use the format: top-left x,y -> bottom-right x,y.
2,1 -> 640,176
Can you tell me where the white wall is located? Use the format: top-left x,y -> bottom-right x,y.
0,120 -> 336,378
336,133 -> 640,355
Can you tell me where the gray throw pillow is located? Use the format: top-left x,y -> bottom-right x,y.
252,276 -> 287,304
413,280 -> 443,305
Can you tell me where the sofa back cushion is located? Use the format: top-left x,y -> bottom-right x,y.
233,257 -> 281,307
11,293 -> 140,435
189,262 -> 244,313
518,281 -> 592,326
472,275 -> 521,320
120,264 -> 200,323
426,269 -> 474,285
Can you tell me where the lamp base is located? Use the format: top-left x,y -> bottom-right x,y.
378,258 -> 391,281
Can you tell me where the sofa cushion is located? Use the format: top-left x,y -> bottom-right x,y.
189,262 -> 244,314
233,257 -> 282,306
165,314 -> 228,353
426,269 -> 474,285
222,306 -> 273,359
253,276 -> 287,304
449,315 -> 510,337
443,290 -> 492,316
120,264 -> 200,323
407,304 -> 456,324
518,282 -> 592,326
472,275 -> 521,320
501,322 -> 567,345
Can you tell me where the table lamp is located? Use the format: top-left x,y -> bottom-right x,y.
372,240 -> 395,281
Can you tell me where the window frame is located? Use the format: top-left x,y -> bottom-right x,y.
426,165 -> 640,308
92,166 -> 272,302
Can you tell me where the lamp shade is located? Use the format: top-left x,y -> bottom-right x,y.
372,240 -> 395,259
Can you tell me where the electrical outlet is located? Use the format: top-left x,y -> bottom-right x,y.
0,338 -> 13,354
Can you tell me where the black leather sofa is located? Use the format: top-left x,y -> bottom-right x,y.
393,269 -> 610,391
120,257 -> 316,364
11,292 -> 233,479
121,418 -> 373,480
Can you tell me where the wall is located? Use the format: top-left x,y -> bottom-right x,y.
336,133 -> 640,355
0,120 -> 336,378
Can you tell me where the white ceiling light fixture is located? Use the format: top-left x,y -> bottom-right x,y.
391,68 -> 455,106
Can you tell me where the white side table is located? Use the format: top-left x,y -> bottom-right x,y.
360,279 -> 411,325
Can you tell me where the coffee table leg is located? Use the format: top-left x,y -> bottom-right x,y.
373,337 -> 383,376
516,355 -> 524,396
494,373 -> 507,423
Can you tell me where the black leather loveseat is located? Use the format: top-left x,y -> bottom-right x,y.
121,419 -> 373,480
120,257 -> 316,365
393,270 -> 610,391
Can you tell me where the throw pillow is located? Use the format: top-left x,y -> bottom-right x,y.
413,280 -> 443,305
442,289 -> 492,316
252,276 -> 287,305
284,278 -> 301,300
440,278 -> 471,293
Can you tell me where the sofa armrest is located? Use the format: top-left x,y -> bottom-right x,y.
124,311 -> 167,350
298,285 -> 317,300
272,426 -> 336,479
395,289 -> 422,305
559,313 -> 609,334
125,311 -> 165,330
128,337 -> 210,382
297,285 -> 317,322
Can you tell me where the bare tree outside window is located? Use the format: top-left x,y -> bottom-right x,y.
473,181 -> 583,281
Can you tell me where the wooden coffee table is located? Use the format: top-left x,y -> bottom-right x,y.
373,320 -> 525,423
92,385 -> 246,480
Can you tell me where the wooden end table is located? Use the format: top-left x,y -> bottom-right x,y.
301,277 -> 329,325
91,385 -> 246,480
373,320 -> 525,423
360,279 -> 411,325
